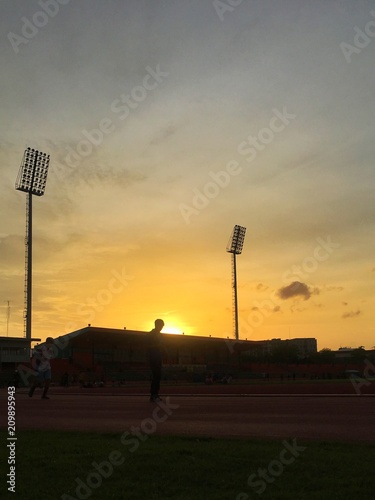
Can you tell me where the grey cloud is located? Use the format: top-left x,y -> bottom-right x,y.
342,310 -> 361,319
149,122 -> 180,147
277,281 -> 314,301
324,285 -> 345,292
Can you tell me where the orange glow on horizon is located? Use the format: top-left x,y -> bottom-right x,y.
163,325 -> 184,335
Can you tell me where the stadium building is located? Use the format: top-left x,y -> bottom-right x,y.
4,326 -> 374,386
21,326 -> 318,385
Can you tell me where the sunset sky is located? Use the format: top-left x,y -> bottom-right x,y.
0,0 -> 374,350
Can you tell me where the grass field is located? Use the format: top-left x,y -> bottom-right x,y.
1,430 -> 374,500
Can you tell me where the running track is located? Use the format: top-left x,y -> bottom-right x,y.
2,385 -> 375,443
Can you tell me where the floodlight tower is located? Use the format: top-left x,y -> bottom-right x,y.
15,148 -> 50,340
226,225 -> 246,340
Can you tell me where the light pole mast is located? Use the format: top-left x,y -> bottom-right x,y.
226,225 -> 246,340
26,191 -> 32,340
15,148 -> 50,340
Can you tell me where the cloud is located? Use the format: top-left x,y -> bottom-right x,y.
250,305 -> 280,314
256,283 -> 269,291
342,310 -> 361,319
324,285 -> 344,292
277,281 -> 313,301
149,122 -> 180,147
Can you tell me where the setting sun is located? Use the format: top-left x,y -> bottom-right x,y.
163,325 -> 184,335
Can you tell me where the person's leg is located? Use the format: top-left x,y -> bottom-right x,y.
28,373 -> 41,397
154,363 -> 161,397
41,370 -> 51,399
28,382 -> 36,397
150,365 -> 157,398
150,359 -> 162,400
42,379 -> 51,399
151,363 -> 162,401
149,359 -> 154,398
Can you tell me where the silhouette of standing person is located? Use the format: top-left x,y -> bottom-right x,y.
148,319 -> 164,402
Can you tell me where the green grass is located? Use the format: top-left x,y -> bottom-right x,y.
1,431 -> 374,500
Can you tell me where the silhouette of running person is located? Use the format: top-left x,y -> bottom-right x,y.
28,337 -> 55,399
148,319 -> 164,402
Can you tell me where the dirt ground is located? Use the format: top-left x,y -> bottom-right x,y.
2,381 -> 374,443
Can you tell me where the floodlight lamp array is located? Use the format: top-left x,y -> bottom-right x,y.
226,225 -> 246,254
15,147 -> 50,196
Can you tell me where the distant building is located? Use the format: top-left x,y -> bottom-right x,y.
238,337 -> 317,360
23,326 -> 318,382
0,336 -> 40,366
335,348 -> 354,359
288,337 -> 318,358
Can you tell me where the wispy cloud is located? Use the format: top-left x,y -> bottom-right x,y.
342,310 -> 361,319
256,283 -> 269,291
